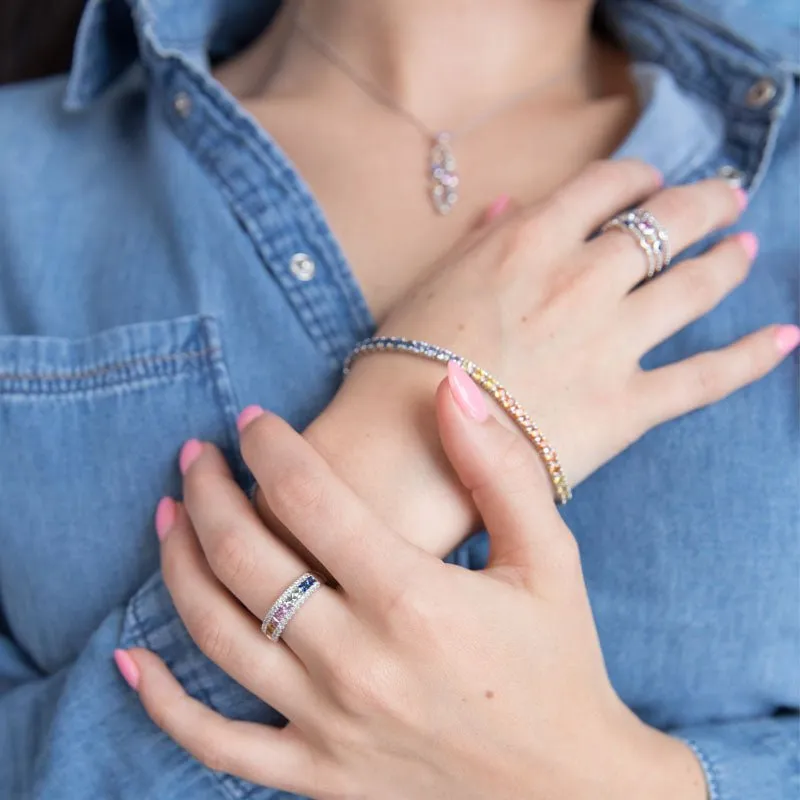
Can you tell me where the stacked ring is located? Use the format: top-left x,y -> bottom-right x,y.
601,208 -> 672,279
261,572 -> 323,642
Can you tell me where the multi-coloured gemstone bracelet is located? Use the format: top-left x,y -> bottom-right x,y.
343,337 -> 572,505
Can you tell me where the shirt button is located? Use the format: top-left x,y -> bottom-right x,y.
717,165 -> 744,188
173,92 -> 193,118
745,78 -> 777,109
290,253 -> 316,282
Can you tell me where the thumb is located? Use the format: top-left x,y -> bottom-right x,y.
436,362 -> 578,583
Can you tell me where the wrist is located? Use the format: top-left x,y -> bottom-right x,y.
604,715 -> 708,800
303,356 -> 478,555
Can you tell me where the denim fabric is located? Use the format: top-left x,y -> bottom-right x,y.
0,1 -> 797,798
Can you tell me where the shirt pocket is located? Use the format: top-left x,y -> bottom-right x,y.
0,315 -> 243,673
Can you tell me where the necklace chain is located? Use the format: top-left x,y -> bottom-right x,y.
295,14 -> 583,214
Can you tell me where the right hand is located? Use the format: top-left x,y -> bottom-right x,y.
341,159 -> 794,495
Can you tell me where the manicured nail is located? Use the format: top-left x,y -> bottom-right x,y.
775,325 -> 800,355
179,439 -> 203,474
154,497 -> 176,541
737,231 -> 759,260
734,187 -> 748,212
113,649 -> 140,691
447,361 -> 489,422
485,194 -> 511,222
237,405 -> 265,433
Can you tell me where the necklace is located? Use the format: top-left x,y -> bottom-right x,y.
296,16 -> 583,215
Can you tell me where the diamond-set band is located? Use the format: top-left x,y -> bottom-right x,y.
344,337 -> 571,505
261,573 -> 323,642
601,208 -> 672,280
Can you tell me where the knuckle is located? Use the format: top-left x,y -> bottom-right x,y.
207,525 -> 255,586
194,736 -> 232,774
693,359 -> 726,403
187,606 -> 232,664
270,464 -> 325,515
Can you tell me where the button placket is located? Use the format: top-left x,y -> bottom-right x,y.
745,78 -> 777,109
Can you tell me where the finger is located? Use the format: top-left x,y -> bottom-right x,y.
641,324 -> 799,424
435,363 -> 579,590
156,499 -> 318,721
624,232 -> 756,353
536,158 -> 663,243
589,178 -> 746,291
179,441 -> 350,660
239,408 -> 426,602
124,648 -> 327,796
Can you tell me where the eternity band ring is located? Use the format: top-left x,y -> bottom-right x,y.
601,208 -> 672,280
260,572 -> 323,642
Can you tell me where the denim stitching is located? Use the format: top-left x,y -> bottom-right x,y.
0,347 -> 220,383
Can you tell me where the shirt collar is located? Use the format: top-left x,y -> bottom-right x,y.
64,0 -> 278,110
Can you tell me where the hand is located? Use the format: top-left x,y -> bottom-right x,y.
315,161 -> 789,545
118,371 -> 707,800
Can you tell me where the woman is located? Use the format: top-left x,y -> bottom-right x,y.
0,0 -> 796,798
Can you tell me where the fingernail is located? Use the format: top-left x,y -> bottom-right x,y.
113,649 -> 140,691
237,405 -> 265,433
485,194 -> 511,222
737,231 -> 759,260
155,497 -> 176,541
447,362 -> 489,422
734,187 -> 748,212
179,439 -> 203,475
775,325 -> 800,355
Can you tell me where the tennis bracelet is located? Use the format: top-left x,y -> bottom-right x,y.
343,337 -> 571,505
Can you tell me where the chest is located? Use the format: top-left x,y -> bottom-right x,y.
249,94 -> 638,321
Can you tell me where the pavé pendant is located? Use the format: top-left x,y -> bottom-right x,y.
429,132 -> 459,215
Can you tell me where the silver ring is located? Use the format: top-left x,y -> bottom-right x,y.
260,572 -> 323,642
601,208 -> 672,279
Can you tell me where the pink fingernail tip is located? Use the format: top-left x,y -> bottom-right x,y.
237,405 -> 265,433
738,232 -> 759,260
113,649 -> 140,691
179,439 -> 203,474
447,361 -> 489,422
154,497 -> 176,541
776,325 -> 800,355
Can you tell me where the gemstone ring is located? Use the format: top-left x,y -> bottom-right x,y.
260,572 -> 323,642
601,208 -> 672,280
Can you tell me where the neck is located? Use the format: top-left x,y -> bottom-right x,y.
263,0 -> 599,129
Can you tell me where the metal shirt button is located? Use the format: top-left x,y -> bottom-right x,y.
173,92 -> 193,119
745,78 -> 777,109
717,165 -> 744,188
290,253 -> 316,282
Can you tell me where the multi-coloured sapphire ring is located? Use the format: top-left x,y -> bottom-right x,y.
260,572 -> 323,642
601,208 -> 672,280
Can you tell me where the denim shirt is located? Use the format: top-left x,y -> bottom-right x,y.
0,1 -> 797,798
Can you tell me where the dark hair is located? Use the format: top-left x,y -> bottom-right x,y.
0,1 -> 88,85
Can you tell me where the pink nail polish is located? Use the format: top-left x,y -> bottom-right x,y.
179,439 -> 203,474
734,187 -> 748,212
447,361 -> 489,422
154,497 -> 176,541
737,232 -> 759,260
237,405 -> 265,433
113,649 -> 140,691
485,194 -> 511,222
775,325 -> 800,356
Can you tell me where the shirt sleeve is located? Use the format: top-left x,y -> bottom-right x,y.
675,714 -> 799,800
0,575 -> 283,800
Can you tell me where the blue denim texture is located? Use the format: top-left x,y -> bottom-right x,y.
0,0 -> 797,797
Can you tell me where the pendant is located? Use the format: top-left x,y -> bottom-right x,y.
429,132 -> 459,215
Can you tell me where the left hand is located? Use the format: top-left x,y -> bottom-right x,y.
117,367 -> 707,799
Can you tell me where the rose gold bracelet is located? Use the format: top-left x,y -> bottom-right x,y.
344,337 -> 572,505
